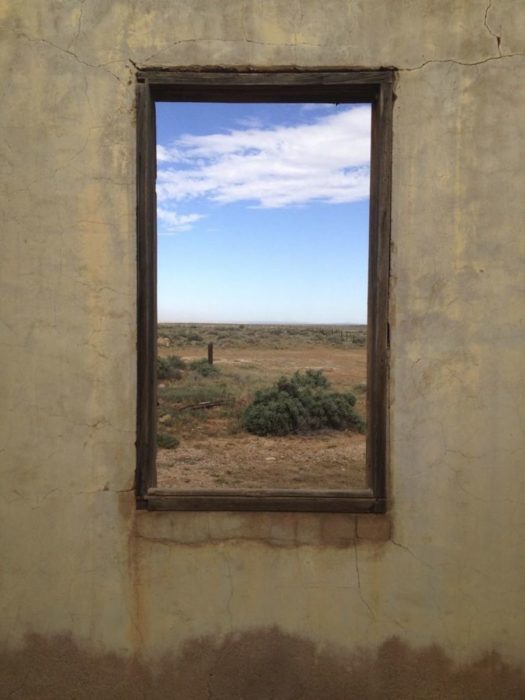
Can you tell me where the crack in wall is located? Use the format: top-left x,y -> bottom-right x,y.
222,550 -> 235,632
141,36 -> 325,64
8,22 -> 525,78
137,48 -> 525,72
399,52 -> 525,72
133,532 -> 356,550
389,538 -> 435,571
353,543 -> 375,621
14,30 -> 122,81
483,0 -> 502,56
68,0 -> 87,51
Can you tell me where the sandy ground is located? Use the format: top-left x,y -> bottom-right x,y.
158,344 -> 367,387
156,343 -> 367,491
157,430 -> 366,490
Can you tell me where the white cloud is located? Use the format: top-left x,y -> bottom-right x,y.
300,103 -> 336,112
157,143 -> 188,164
157,105 -> 371,211
235,115 -> 264,128
157,207 -> 204,234
156,145 -> 171,163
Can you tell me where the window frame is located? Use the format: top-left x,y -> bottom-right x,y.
135,68 -> 393,513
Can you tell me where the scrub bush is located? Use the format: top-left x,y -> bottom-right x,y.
157,355 -> 186,379
157,432 -> 180,449
189,358 -> 220,377
242,370 -> 365,436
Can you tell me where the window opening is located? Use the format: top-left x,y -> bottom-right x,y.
156,101 -> 370,491
136,71 -> 392,512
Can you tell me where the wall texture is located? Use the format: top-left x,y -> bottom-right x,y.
1,1 -> 524,697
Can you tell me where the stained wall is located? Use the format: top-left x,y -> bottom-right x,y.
1,1 -> 524,697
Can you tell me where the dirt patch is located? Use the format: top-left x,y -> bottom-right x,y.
157,430 -> 366,490
156,329 -> 368,491
159,344 -> 367,392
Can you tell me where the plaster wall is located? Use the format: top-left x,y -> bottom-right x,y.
1,1 -> 524,697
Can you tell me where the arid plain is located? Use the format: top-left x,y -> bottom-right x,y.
156,324 -> 367,490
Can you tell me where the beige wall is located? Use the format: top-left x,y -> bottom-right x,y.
1,1 -> 524,697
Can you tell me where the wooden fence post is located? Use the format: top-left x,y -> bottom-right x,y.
208,342 -> 214,365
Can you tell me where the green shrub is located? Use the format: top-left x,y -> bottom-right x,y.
278,368 -> 329,391
157,432 -> 180,449
189,358 -> 220,377
159,384 -> 232,405
157,355 -> 186,379
242,370 -> 365,436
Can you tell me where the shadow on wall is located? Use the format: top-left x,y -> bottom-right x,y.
1,628 -> 524,699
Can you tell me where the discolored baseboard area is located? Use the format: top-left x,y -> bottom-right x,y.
2,629 -> 524,700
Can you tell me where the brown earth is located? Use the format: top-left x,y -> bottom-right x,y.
157,429 -> 366,490
158,344 -> 367,388
157,342 -> 367,491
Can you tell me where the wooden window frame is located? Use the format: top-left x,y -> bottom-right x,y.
135,68 -> 393,513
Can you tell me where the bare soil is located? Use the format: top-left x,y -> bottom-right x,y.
156,333 -> 367,491
158,428 -> 366,490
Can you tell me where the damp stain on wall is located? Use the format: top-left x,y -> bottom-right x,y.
1,629 -> 524,700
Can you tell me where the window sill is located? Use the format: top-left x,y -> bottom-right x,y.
142,488 -> 386,514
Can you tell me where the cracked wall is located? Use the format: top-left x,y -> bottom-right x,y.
1,1 -> 524,697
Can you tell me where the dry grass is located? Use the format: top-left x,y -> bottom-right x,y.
156,323 -> 367,490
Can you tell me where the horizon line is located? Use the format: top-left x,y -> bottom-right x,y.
157,320 -> 367,326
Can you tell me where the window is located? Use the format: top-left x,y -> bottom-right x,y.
136,70 -> 392,513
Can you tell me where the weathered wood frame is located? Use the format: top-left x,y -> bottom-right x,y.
136,69 -> 393,513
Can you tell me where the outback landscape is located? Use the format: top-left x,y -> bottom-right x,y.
156,323 -> 368,490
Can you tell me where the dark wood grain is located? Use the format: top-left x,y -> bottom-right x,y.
149,488 -> 374,498
147,488 -> 384,513
135,69 -> 393,512
135,80 -> 158,498
366,78 -> 393,501
142,70 -> 391,103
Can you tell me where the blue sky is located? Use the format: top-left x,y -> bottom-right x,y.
156,102 -> 371,324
